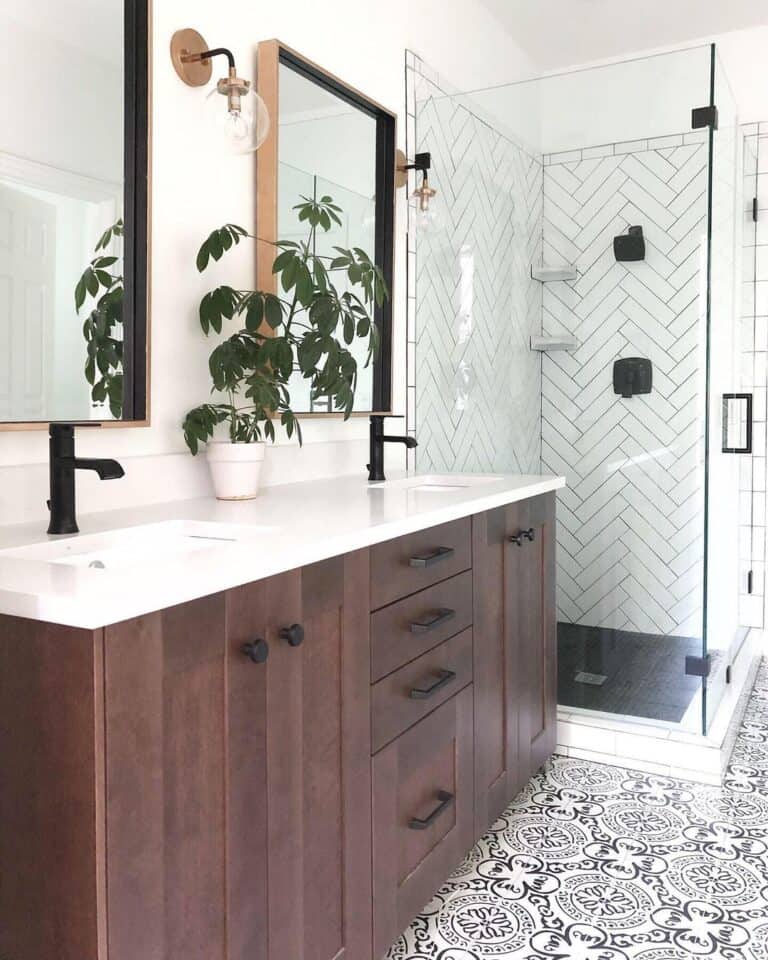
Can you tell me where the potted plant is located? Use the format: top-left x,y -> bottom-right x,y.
183,195 -> 387,500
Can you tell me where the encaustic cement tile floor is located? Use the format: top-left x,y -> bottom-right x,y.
386,660 -> 768,960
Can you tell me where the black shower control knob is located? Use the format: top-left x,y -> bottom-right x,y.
242,638 -> 269,663
280,623 -> 305,647
523,528 -> 536,542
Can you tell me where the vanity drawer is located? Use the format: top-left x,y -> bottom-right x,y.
370,518 -> 472,610
372,628 -> 473,753
370,570 -> 473,682
372,685 -> 474,958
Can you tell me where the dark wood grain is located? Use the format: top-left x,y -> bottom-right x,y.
265,552 -> 372,960
372,627 -> 473,753
104,594 -> 228,960
472,507 -> 523,836
226,572 -> 298,960
371,570 -> 473,681
372,686 -> 474,958
370,517 -> 472,610
0,618 -> 105,960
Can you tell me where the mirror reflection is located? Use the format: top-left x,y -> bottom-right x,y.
0,1 -> 134,423
278,61 -> 380,413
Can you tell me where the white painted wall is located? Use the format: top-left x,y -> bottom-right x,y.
0,0 -> 535,526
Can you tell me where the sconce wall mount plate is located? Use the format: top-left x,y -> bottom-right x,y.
171,28 -> 213,87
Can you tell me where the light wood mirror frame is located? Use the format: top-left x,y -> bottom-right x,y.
256,40 -> 396,417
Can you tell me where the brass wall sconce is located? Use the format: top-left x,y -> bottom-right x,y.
396,150 -> 438,229
170,28 -> 269,155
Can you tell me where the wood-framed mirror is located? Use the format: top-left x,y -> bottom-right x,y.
256,40 -> 395,416
0,0 -> 150,428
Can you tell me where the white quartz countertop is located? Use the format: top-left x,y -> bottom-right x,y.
0,472 -> 564,629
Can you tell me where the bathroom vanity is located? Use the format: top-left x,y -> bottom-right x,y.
0,472 -> 562,960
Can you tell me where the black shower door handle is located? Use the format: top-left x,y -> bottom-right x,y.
722,393 -> 753,454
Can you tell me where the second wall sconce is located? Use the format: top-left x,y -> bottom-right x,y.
170,28 -> 270,155
396,150 -> 438,230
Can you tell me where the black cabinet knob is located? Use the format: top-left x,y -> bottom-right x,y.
242,638 -> 269,663
509,528 -> 535,546
280,623 -> 305,647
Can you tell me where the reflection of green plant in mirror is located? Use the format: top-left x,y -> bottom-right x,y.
75,219 -> 124,419
182,195 -> 387,455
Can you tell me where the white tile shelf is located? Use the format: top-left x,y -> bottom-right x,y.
531,264 -> 578,282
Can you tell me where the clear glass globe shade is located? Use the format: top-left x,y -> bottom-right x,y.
203,84 -> 270,155
411,198 -> 442,233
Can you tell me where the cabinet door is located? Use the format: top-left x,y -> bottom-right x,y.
228,552 -> 373,960
104,594 -> 229,960
372,686 -> 474,959
472,508 -> 523,836
0,619 -> 105,960
513,494 -> 557,779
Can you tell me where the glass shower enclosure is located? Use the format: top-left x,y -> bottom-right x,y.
405,45 -> 747,736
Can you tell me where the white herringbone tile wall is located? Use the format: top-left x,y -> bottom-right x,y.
410,63 -> 543,474
541,138 -> 709,638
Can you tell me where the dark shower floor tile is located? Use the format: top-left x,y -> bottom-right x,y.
558,622 -> 702,723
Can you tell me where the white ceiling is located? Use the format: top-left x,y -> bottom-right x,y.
480,0 -> 768,71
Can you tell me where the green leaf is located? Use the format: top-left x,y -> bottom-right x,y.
264,295 -> 283,330
245,294 -> 264,332
75,277 -> 87,311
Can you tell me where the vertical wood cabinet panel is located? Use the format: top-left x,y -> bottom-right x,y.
472,508 -> 523,836
514,494 -> 558,779
0,618 -> 105,960
226,553 -> 372,960
104,594 -> 228,960
473,493 -> 558,832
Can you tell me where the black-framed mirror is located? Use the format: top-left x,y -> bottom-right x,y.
256,41 -> 395,415
0,0 -> 149,426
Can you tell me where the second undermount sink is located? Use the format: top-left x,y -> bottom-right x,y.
0,520 -> 276,572
371,474 -> 502,493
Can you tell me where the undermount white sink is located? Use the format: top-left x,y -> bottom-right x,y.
0,520 -> 276,572
370,474 -> 502,493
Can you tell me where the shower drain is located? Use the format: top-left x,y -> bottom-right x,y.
574,671 -> 608,686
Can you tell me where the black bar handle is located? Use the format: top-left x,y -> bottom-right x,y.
408,790 -> 455,830
242,638 -> 269,663
509,528 -> 535,546
409,669 -> 457,700
409,546 -> 455,569
409,608 -> 455,634
279,623 -> 304,647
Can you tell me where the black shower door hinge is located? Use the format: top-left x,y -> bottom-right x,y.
691,105 -> 719,130
754,197 -> 760,223
685,654 -> 711,678
748,569 -> 754,594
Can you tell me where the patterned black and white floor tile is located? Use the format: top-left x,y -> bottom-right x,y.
386,660 -> 768,959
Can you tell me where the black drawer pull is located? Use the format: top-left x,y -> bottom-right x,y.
242,638 -> 269,663
409,608 -> 455,633
509,528 -> 535,546
410,669 -> 457,700
408,790 -> 455,830
409,546 -> 455,568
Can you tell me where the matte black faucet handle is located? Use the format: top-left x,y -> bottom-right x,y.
242,638 -> 269,663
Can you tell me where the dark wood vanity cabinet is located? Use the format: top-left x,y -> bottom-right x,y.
0,495 -> 556,960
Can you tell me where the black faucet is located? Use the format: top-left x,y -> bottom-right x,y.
47,424 -> 125,535
367,415 -> 418,482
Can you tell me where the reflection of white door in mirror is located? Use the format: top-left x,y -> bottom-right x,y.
0,185 -> 55,421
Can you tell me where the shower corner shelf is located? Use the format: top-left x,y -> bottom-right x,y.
530,335 -> 578,353
531,264 -> 577,282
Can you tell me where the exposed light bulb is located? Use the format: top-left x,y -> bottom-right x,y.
410,172 -> 438,232
204,76 -> 270,155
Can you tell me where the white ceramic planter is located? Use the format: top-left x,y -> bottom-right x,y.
206,441 -> 265,501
